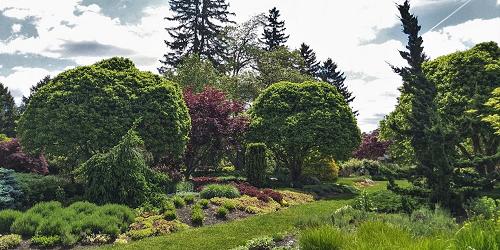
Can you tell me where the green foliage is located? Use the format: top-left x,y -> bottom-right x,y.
0,83 -> 17,137
0,209 -> 22,234
303,152 -> 339,182
31,235 -> 61,247
197,199 -> 209,209
0,234 -> 21,250
13,172 -> 80,208
453,219 -> 499,250
245,236 -> 274,250
0,134 -> 9,142
191,205 -> 204,226
0,168 -> 22,210
166,54 -> 220,92
78,129 -> 173,207
245,143 -> 267,187
249,81 -> 360,183
302,183 -> 358,198
222,200 -> 236,211
18,57 -> 190,169
172,196 -> 186,208
299,225 -> 345,250
176,181 -> 194,193
483,87 -> 500,135
200,184 -> 240,199
464,196 -> 499,220
352,190 -> 409,213
216,207 -> 229,219
164,210 -> 177,221
183,195 -> 196,205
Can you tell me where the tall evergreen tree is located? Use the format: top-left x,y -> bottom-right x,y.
159,0 -> 234,72
0,83 -> 17,137
299,43 -> 320,76
389,0 -> 455,208
261,7 -> 289,51
19,75 -> 51,114
317,59 -> 355,106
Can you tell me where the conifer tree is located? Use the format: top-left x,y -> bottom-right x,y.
160,0 -> 234,72
0,83 -> 17,137
261,7 -> 289,50
317,59 -> 355,106
389,0 -> 455,208
299,43 -> 320,76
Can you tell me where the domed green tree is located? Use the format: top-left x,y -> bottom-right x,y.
248,81 -> 361,184
17,57 -> 191,171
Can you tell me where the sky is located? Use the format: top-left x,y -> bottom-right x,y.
0,0 -> 499,132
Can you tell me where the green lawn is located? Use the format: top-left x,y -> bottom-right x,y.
98,178 -> 409,250
337,177 -> 410,193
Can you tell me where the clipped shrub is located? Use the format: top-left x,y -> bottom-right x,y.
0,139 -> 49,174
303,151 -> 339,182
197,199 -> 209,209
216,207 -> 229,219
245,143 -> 267,187
0,234 -> 21,250
10,213 -> 43,237
172,196 -> 186,208
191,206 -> 204,226
200,184 -> 240,199
299,225 -> 345,250
183,195 -> 196,205
0,209 -> 22,234
364,190 -> 403,213
78,128 -> 173,207
0,168 -> 22,210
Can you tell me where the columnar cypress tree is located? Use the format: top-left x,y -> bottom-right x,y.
389,0 -> 455,208
245,143 -> 267,187
0,83 -> 17,137
261,7 -> 289,51
317,59 -> 355,106
160,0 -> 234,72
299,43 -> 320,76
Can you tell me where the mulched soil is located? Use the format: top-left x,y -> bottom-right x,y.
176,203 -> 252,227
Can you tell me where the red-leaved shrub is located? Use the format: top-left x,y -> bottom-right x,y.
233,182 -> 283,203
0,139 -> 49,174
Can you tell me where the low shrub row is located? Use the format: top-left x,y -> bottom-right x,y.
0,201 -> 134,247
233,183 -> 283,203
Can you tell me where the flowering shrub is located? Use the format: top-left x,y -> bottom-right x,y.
0,139 -> 48,174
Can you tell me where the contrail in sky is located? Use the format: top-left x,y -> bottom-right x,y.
427,0 -> 474,33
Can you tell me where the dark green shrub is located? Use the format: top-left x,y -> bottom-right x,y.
31,235 -> 61,248
172,196 -> 186,208
197,199 -> 209,209
78,128 -> 173,207
72,214 -> 121,238
216,207 -> 229,219
191,206 -> 204,226
245,143 -> 267,187
0,168 -> 22,210
18,57 -> 191,170
67,201 -> 98,216
36,216 -> 77,246
96,204 -> 135,231
0,209 -> 22,234
299,225 -> 345,250
13,172 -> 82,208
366,190 -> 403,213
164,210 -> 177,221
27,201 -> 63,217
0,234 -> 22,250
199,184 -> 240,199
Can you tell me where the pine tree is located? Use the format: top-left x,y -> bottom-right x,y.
389,0 -> 455,208
159,0 -> 234,72
317,59 -> 355,106
261,7 -> 289,51
299,43 -> 320,76
0,83 -> 17,137
19,75 -> 51,114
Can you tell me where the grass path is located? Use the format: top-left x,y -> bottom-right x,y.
99,178 -> 404,250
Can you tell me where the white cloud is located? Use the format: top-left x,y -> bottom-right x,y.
11,24 -> 22,33
0,67 -> 63,103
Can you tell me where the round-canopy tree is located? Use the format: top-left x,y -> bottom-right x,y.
248,81 -> 361,184
17,57 -> 191,171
